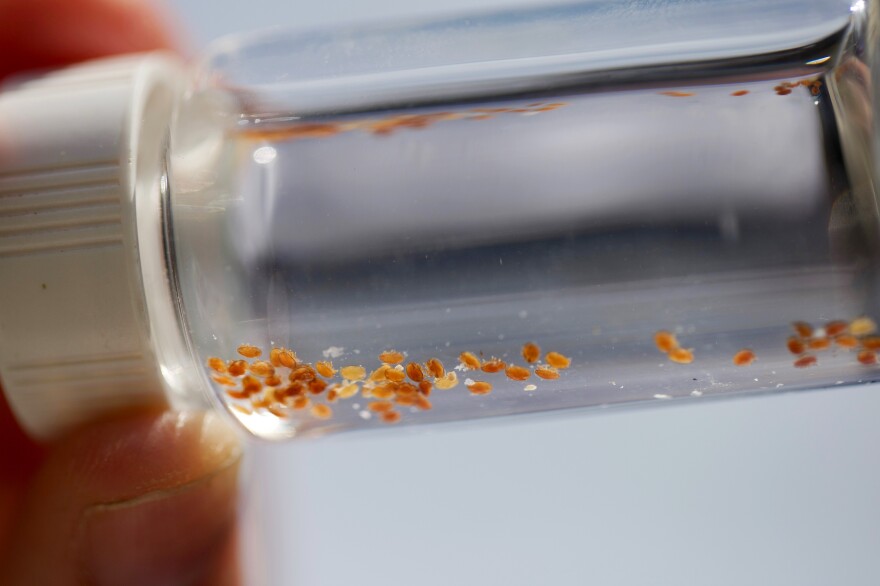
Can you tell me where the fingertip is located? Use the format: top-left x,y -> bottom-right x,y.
1,410 -> 242,585
0,0 -> 185,80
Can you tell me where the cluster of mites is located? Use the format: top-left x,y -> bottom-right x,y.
653,316 -> 880,369
207,342 -> 571,424
241,102 -> 566,142
659,78 -> 822,98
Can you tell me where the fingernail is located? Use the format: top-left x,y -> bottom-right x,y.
78,413 -> 241,586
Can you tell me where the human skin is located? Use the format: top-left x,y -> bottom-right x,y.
0,1 -> 242,584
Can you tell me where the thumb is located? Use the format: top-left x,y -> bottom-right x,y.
0,410 -> 242,586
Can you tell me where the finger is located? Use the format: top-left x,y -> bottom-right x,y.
0,0 -> 183,80
0,410 -> 242,586
0,385 -> 45,554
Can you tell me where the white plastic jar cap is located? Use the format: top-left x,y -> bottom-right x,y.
0,54 -> 196,440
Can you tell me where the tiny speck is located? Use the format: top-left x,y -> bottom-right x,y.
359,410 -> 372,420
498,334 -> 505,340
464,378 -> 475,386
754,378 -> 759,382
352,403 -> 360,409
776,383 -> 784,388
524,384 -> 537,391
445,341 -> 451,347
692,378 -> 697,381
691,390 -> 703,397
252,145 -> 277,164
445,308 -> 451,313
322,346 -> 345,359
518,310 -> 528,319
41,283 -> 47,290
654,394 -> 672,399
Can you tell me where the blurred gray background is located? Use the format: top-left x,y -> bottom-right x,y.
168,1 -> 880,584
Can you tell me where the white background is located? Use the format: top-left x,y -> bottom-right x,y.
168,1 -> 880,584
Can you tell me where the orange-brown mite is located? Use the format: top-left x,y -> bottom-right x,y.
291,396 -> 311,410
826,321 -> 848,337
732,349 -> 755,366
315,361 -> 336,378
381,410 -> 401,424
434,372 -> 458,390
467,380 -> 493,395
237,344 -> 262,358
267,405 -> 288,419
730,90 -> 749,96
654,331 -> 678,353
505,365 -> 531,381
340,365 -> 366,381
269,347 -> 283,367
207,357 -> 226,373
308,379 -> 328,394
858,350 -> 878,365
310,404 -> 332,419
368,400 -> 394,412
231,404 -> 253,415
241,376 -> 263,395
792,322 -> 813,338
807,337 -> 831,351
426,358 -> 445,378
251,396 -> 271,409
480,358 -> 506,373
835,334 -> 859,349
534,366 -> 560,380
459,351 -> 481,370
227,360 -> 247,377
395,394 -> 416,407
545,352 -> 571,369
850,317 -> 877,336
226,389 -> 250,400
787,337 -> 806,355
249,361 -> 275,377
406,362 -> 425,382
378,350 -> 405,364
793,355 -> 818,368
668,348 -> 694,364
862,336 -> 880,350
522,342 -> 541,363
659,91 -> 694,97
395,382 -> 417,396
371,385 -> 395,400
418,380 -> 433,395
289,366 -> 316,382
278,349 -> 297,369
338,382 -> 359,398
212,375 -> 237,386
384,368 -> 406,382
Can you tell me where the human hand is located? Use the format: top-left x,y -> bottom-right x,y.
0,1 -> 243,584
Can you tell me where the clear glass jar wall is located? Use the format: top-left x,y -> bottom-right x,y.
169,0 -> 880,439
